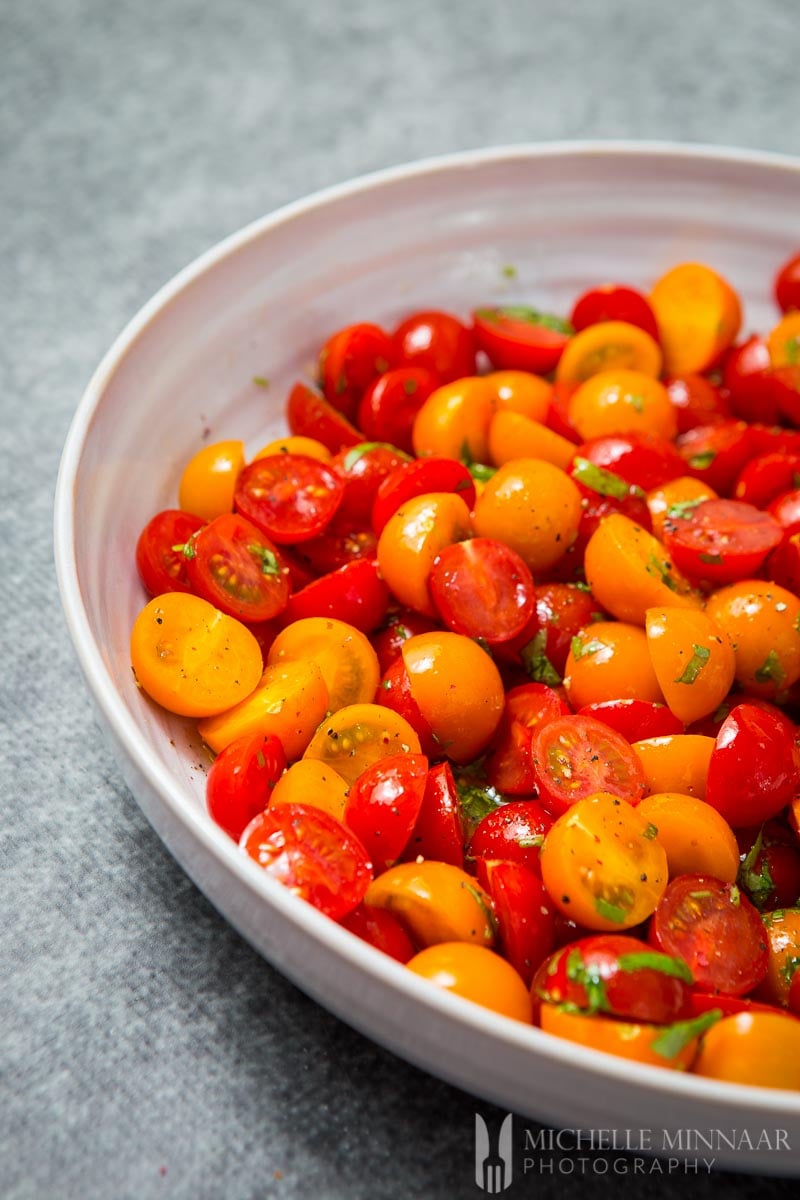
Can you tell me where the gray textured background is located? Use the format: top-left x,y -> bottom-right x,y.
3,1 -> 800,1197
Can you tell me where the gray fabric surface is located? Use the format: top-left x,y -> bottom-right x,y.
3,0 -> 800,1196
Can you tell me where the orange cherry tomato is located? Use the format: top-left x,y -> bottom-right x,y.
584,513 -> 701,626
767,311 -> 800,368
253,435 -> 331,462
487,411 -> 576,472
646,477 -> 718,540
130,593 -> 262,718
364,861 -> 495,947
636,792 -> 740,883
539,1004 -> 706,1071
411,376 -> 497,461
401,632 -> 505,764
269,758 -> 350,822
268,617 -> 380,712
539,792 -> 668,930
197,658 -> 329,757
407,943 -> 532,1022
472,459 -> 582,575
753,909 -> 800,1008
486,370 -> 552,421
649,262 -> 742,374
705,581 -> 800,697
303,702 -> 421,785
563,621 -> 664,709
569,370 -> 677,441
632,734 -> 715,800
692,1012 -> 800,1089
376,492 -> 473,617
555,321 -> 662,383
645,607 -> 735,724
178,439 -> 245,521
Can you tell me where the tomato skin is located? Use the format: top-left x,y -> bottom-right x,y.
407,942 -> 532,1022
723,336 -> 781,425
766,487 -> 800,537
734,452 -> 800,508
240,802 -> 372,920
472,306 -> 572,374
206,732 -> 287,840
281,559 -> 389,633
547,381 -> 582,443
770,364 -> 800,426
371,458 -> 476,536
665,374 -> 731,433
330,444 -> 409,532
344,753 -> 428,870
676,420 -> 753,496
476,859 -> 556,985
519,583 -> 602,677
371,610 -> 440,675
776,251 -> 800,312
377,658 -> 438,757
178,440 -> 245,522
286,382 -> 361,452
577,700 -> 684,742
469,800 -> 554,875
692,1011 -> 800,1089
767,530 -> 800,594
575,432 -> 685,491
401,761 -> 465,868
357,367 -> 439,453
737,822 -> 800,911
319,322 -> 395,422
339,903 -> 415,963
428,538 -> 536,644
662,498 -> 783,585
649,875 -> 769,997
531,715 -> 647,814
392,310 -> 476,382
686,992 -> 786,1020
484,684 -> 569,795
135,509 -> 206,597
706,704 -> 800,828
185,512 -> 290,623
570,285 -> 659,342
235,454 -> 345,545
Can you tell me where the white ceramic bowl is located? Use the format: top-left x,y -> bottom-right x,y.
55,142 -> 800,1174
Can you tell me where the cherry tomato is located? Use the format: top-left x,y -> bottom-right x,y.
632,734 -> 714,801
365,861 -> 495,947
401,761 -> 465,868
344,753 -> 428,870
692,1011 -> 800,1089
269,758 -> 349,822
676,420 -> 752,496
662,499 -> 782,585
649,262 -> 741,374
584,513 -> 700,626
570,285 -> 659,341
705,580 -> 800,697
371,457 -> 475,536
281,559 -> 389,633
768,488 -> 800,537
472,306 -> 572,374
734,452 -> 800,508
646,476 -> 718,541
357,367 -> 439,453
636,792 -> 740,884
206,732 -> 287,840
318,322 -> 394,422
135,509 -> 206,597
371,609 -> 439,674
755,909 -> 800,1008
234,454 -> 344,545
649,875 -> 769,996
268,616 -> 380,712
330,443 -> 410,531
198,658 -> 328,758
392,310 -> 476,382
339,903 -> 415,963
407,942 -> 532,1022
254,435 -> 331,463
665,374 -> 731,432
469,800 -> 554,875
286,381 -> 361,453
563,620 -> 664,709
577,700 -> 683,742
240,802 -> 372,921
488,410 -> 576,473
644,607 -> 735,725
411,376 -> 497,461
428,538 -> 535,644
767,530 -> 800,594
556,321 -> 661,383
722,335 -> 780,424
531,715 -> 647,814
476,859 -> 556,985
737,822 -> 800,910
575,432 -> 686,491
767,311 -> 800,369
178,439 -> 245,522
184,512 -> 290,623
538,1004 -> 710,1071
376,492 -> 473,617
303,702 -> 421,786
472,459 -> 582,576
292,528 -> 377,576
775,251 -> 800,312
519,582 -> 601,677
705,703 -> 800,828
484,684 -> 569,795
377,656 -> 437,757
569,370 -> 676,441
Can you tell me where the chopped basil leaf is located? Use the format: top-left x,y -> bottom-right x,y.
517,835 -> 545,848
501,264 -> 517,279
252,375 -> 270,388
738,825 -> 775,910
342,442 -> 403,471
571,456 -> 636,501
249,544 -> 281,576
786,338 -> 800,365
482,305 -> 574,335
729,884 -> 741,907
520,628 -> 562,686
462,881 -> 498,941
594,896 -> 628,924
565,949 -> 609,1014
643,822 -> 659,840
780,954 -> 800,986
755,650 -> 786,686
651,1009 -> 722,1059
468,462 -> 497,483
698,552 -> 724,565
673,643 -> 711,685
627,393 -> 645,413
666,497 -> 706,520
617,951 -> 693,984
646,554 -> 679,592
172,541 -> 196,560
571,635 -> 605,660
688,450 -> 717,470
402,378 -> 418,395
455,776 -> 503,835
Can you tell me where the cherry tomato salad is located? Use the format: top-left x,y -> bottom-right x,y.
131,253 -> 800,1092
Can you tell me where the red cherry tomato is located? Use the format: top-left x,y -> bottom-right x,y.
547,381 -> 582,443
330,443 -> 410,531
286,382 -> 361,452
472,306 -> 573,373
371,457 -> 476,535
344,753 -> 428,870
775,251 -> 800,313
722,336 -> 780,424
428,538 -> 535,644
319,322 -> 395,422
484,684 -> 569,795
736,820 -> 800,911
575,432 -> 686,491
577,699 -> 684,742
706,703 -> 800,829
768,531 -> 800,593
676,420 -> 753,496
771,364 -> 800,427
649,875 -> 769,997
401,761 -> 465,867
377,657 -> 437,756
357,367 -> 439,454
235,454 -> 344,545
570,285 -> 660,342
392,310 -> 476,382
135,509 -> 205,596
240,802 -> 373,921
531,715 -> 647,814
686,991 -> 789,1020
748,424 -> 800,457
765,488 -> 800,536
339,903 -> 415,962
662,498 -> 783,585
206,732 -> 287,841
469,799 -> 554,875
292,528 -> 377,576
281,559 -> 389,633
666,374 -> 731,433
476,859 -> 556,985
185,512 -> 290,622
513,583 -> 602,678
734,452 -> 800,508
371,610 -> 440,674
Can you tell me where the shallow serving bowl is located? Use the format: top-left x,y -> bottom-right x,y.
55,142 -> 800,1173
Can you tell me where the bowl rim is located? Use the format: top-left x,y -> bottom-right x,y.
54,139 -> 800,1119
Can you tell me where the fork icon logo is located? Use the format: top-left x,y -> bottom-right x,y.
475,1113 -> 513,1192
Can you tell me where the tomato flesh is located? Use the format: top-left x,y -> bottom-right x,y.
531,714 -> 647,813
428,538 -> 535,644
235,454 -> 344,544
186,512 -> 290,622
135,509 -> 206,597
206,732 -> 287,840
662,498 -> 783,585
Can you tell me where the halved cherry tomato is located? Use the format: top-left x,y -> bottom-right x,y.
392,310 -> 476,382
286,382 -> 361,453
269,758 -> 349,822
768,530 -> 800,594
371,457 -> 475,536
365,861 -> 495,947
632,734 -> 714,800
428,538 -> 535,644
584,513 -> 700,626
484,684 -> 569,795
292,528 -> 377,576
646,476 -> 718,541
768,489 -> 800,537
575,432 -> 686,491
570,285 -> 660,342
135,509 -> 206,597
281,559 -> 389,634
234,454 -> 344,545
692,1011 -> 800,1089
665,374 -> 731,432
676,420 -> 752,496
185,512 -> 290,623
775,251 -> 800,313
303,702 -> 421,786
401,761 -> 465,868
178,439 -> 245,522
240,802 -> 372,921
488,410 -> 576,472
644,607 -> 735,724
344,752 -> 428,871
569,370 -> 676,441
318,321 -> 394,422
376,492 -> 473,617
339,903 -> 415,963
577,700 -> 683,742
469,800 -> 554,875
649,262 -> 741,374
531,715 -> 647,813
407,942 -> 532,1022
649,875 -> 768,996
767,311 -> 800,369
636,792 -> 740,884
735,452 -> 800,508
662,499 -> 782,585
198,658 -> 328,757
377,656 -> 437,757
476,859 -> 555,985
755,909 -> 800,1008
736,821 -> 800,911
705,580 -> 800,697
563,621 -> 664,709
705,703 -> 800,828
357,367 -> 439,453
268,616 -> 380,712
206,731 -> 287,840
472,459 -> 582,576
515,583 -> 601,678
766,364 -> 800,426
556,321 -> 661,383
539,1003 -> 714,1071
411,376 -> 497,461
371,609 -> 440,675
472,306 -> 572,374
330,443 -> 410,530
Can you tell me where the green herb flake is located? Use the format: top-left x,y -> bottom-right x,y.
795,613 -> 800,634
571,635 -> 605,661
738,826 -> 775,910
488,305 -> 574,336
520,628 -> 562,687
689,890 -> 713,900
501,264 -> 518,279
402,378 -> 418,395
468,462 -> 497,483
779,955 -> 800,987
786,338 -> 800,366
565,949 -> 609,1014
256,751 -> 266,769
666,497 -> 706,520
729,884 -> 741,908
646,554 -> 679,592
755,650 -> 786,686
455,778 -> 503,835
571,456 -> 632,501
674,643 -> 711,685
627,393 -> 645,413
172,541 -> 196,560
617,951 -> 694,984
252,375 -> 270,388
643,822 -> 659,841
517,835 -> 545,848
249,544 -> 281,576
698,552 -> 724,565
594,896 -> 629,924
651,1009 -> 722,1059
688,450 -> 717,470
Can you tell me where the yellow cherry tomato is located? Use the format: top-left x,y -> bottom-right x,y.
268,617 -> 380,712
197,659 -> 328,757
540,1004 -> 702,1071
705,581 -> 800,697
645,607 -> 736,723
178,439 -> 245,521
692,1012 -> 800,1090
472,458 -> 582,574
486,370 -> 552,421
647,477 -> 718,540
753,909 -> 800,1008
563,621 -> 664,709
411,376 -> 497,461
253,435 -> 331,462
636,792 -> 740,883
487,411 -> 576,471
539,792 -> 669,931
376,492 -> 473,617
584,513 -> 701,626
632,735 -> 715,800
767,311 -> 800,368
269,758 -> 349,822
555,321 -> 662,383
407,943 -> 532,1023
401,632 -> 505,764
365,861 -> 496,947
568,370 -> 677,441
649,262 -> 742,375
303,703 -> 421,785
130,593 -> 262,718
